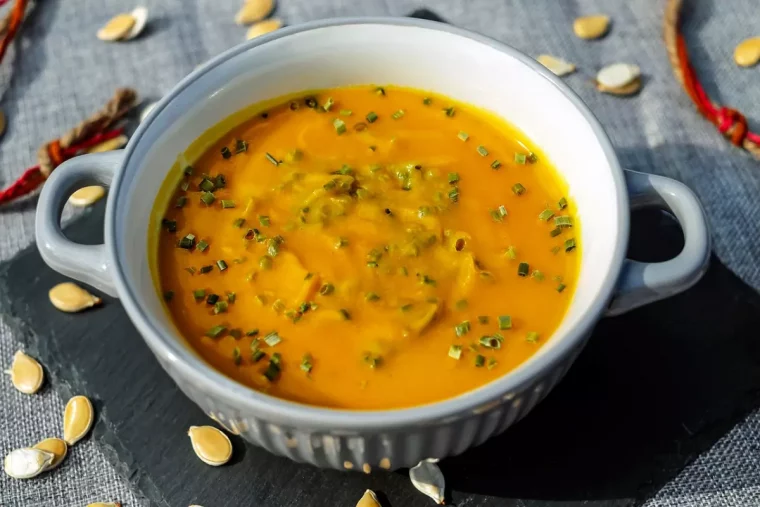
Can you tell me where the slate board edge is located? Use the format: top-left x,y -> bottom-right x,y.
0,237 -> 163,507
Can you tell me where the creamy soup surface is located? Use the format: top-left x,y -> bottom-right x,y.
155,85 -> 579,410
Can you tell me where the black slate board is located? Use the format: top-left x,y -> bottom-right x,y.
3,12 -> 760,506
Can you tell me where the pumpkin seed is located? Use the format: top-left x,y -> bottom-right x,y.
63,395 -> 94,446
378,457 -> 391,470
49,282 -> 102,312
245,18 -> 282,40
597,77 -> 642,96
86,503 -> 121,507
596,63 -> 641,89
356,489 -> 381,507
32,438 -> 68,471
123,6 -> 148,40
409,458 -> 445,504
235,0 -> 274,25
536,54 -> 576,77
734,37 -> 760,67
3,448 -> 54,479
188,425 -> 232,466
68,186 -> 106,207
96,13 -> 136,41
87,135 -> 128,153
5,350 -> 44,394
573,15 -> 610,40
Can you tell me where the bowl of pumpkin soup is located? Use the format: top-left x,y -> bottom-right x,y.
36,18 -> 710,469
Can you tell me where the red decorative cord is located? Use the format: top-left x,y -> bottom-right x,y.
664,0 -> 760,158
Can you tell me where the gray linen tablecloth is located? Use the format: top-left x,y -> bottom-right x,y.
1,1 -> 759,505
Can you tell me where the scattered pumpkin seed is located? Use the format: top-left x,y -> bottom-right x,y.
32,438 -> 68,471
3,448 -> 54,479
356,489 -> 381,507
536,54 -> 576,77
96,13 -> 135,41
235,0 -> 274,25
410,458 -> 445,504
49,282 -> 102,312
734,37 -> 760,67
68,186 -> 106,207
596,63 -> 641,89
63,395 -> 94,446
5,350 -> 44,394
87,135 -> 128,153
188,425 -> 233,466
573,14 -> 610,40
245,18 -> 282,40
597,77 -> 642,96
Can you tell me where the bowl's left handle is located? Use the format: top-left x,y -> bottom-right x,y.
35,151 -> 124,297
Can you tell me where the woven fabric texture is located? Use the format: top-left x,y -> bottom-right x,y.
1,0 -> 759,505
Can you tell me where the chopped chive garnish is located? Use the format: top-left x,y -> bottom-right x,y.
443,107 -> 455,117
205,325 -> 227,338
423,97 -> 432,105
558,197 -> 568,209
263,361 -> 280,382
178,233 -> 195,249
455,299 -> 468,311
478,316 -> 489,325
391,109 -> 405,120
214,301 -> 228,314
319,283 -> 334,296
339,309 -> 351,320
362,353 -> 382,368
448,172 -> 460,184
304,96 -> 317,108
488,358 -> 498,370
333,118 -> 346,135
512,183 -> 526,196
505,246 -> 517,260
514,153 -> 527,164
448,187 -> 459,203
400,303 -> 414,312
498,315 -> 512,330
491,160 -> 502,169
200,192 -> 215,206
264,332 -> 282,347
162,219 -> 177,233
258,215 -> 270,227
230,328 -> 242,339
551,246 -> 561,255
491,205 -> 508,222
221,146 -> 232,159
322,97 -> 334,112
180,181 -> 190,192
334,237 -> 349,249
264,152 -> 279,166
235,139 -> 248,153
455,320 -> 471,337
565,238 -> 577,252
193,289 -> 206,301
259,256 -> 273,270
420,274 -> 436,286
518,262 -> 530,277
457,131 -> 469,142
267,238 -> 280,257
539,209 -> 555,221
216,259 -> 228,271
550,228 -> 562,237
251,350 -> 265,362
163,290 -> 174,301
532,270 -> 545,281
226,292 -> 236,304
479,335 -> 502,349
183,165 -> 194,176
185,267 -> 197,275
374,87 -> 386,96
557,283 -> 567,293
214,174 -> 226,189
206,294 -> 219,305
230,347 -> 241,365
366,112 -> 378,123
247,329 -> 260,338
199,178 -> 215,192
365,292 -> 380,302
448,345 -> 463,360
340,109 -> 352,116
527,152 -> 538,163
474,354 -> 486,367
175,196 -> 187,208
221,199 -> 236,209
300,354 -> 313,373
555,216 -> 573,228
477,145 -> 488,157
233,218 -> 245,228
526,332 -> 539,343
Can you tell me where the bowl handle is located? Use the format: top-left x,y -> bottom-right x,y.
606,169 -> 711,316
35,151 -> 124,297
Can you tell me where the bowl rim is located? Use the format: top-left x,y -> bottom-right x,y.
107,17 -> 629,431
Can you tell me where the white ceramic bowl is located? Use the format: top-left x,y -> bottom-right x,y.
35,18 -> 710,470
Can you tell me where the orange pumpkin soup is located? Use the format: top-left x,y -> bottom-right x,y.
154,85 -> 579,410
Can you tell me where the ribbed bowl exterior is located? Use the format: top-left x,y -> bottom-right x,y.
156,335 -> 587,471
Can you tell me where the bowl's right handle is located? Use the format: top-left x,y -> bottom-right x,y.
35,151 -> 124,297
606,169 -> 711,316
